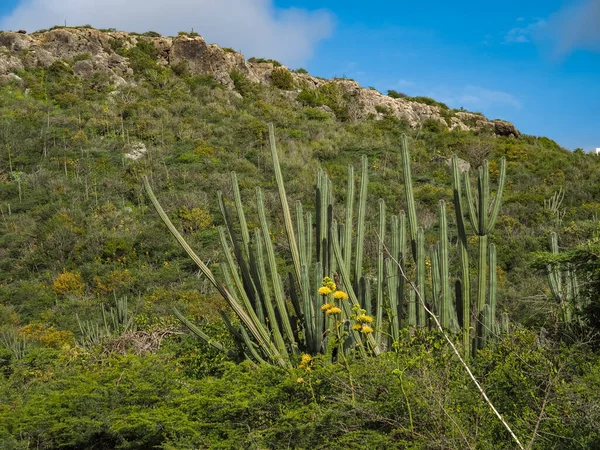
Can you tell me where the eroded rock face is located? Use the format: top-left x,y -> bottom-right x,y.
0,27 -> 520,136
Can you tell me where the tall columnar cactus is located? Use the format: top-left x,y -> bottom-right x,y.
145,125 -> 509,367
354,155 -> 369,295
376,198 -> 386,346
462,157 -> 506,350
451,156 -> 471,355
437,200 -> 453,329
546,232 -> 580,324
401,135 -> 427,327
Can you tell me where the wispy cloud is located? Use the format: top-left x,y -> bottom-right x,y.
503,1 -> 600,56
543,0 -> 600,56
429,85 -> 522,111
0,0 -> 334,65
504,19 -> 546,44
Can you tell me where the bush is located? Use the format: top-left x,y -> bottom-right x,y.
270,67 -> 294,90
388,89 -> 407,99
407,96 -> 450,110
229,69 -> 256,97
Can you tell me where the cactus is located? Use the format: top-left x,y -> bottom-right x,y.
145,125 -> 510,367
451,155 -> 471,355
547,232 -> 580,325
462,157 -> 506,351
401,135 -> 426,327
438,200 -> 453,329
354,155 -> 369,291
376,198 -> 386,346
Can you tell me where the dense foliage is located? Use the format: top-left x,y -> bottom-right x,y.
1,33 -> 600,448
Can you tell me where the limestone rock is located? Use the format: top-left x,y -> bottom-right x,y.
0,27 -> 521,137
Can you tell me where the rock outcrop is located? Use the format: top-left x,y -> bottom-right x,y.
0,27 -> 520,136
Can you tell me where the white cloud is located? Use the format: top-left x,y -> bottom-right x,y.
543,0 -> 600,56
429,85 -> 522,111
503,1 -> 600,56
504,19 -> 546,44
0,0 -> 334,65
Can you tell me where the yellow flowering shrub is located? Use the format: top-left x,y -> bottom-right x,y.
20,323 -> 74,348
53,271 -> 84,295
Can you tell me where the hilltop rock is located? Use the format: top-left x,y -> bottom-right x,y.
0,27 -> 520,136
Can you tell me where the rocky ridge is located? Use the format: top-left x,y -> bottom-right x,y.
0,27 -> 519,137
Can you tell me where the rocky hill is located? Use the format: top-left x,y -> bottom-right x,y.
0,26 -> 519,137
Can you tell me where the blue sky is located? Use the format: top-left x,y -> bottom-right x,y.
1,0 -> 598,150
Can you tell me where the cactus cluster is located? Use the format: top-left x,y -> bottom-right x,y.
145,125 -> 508,365
546,232 -> 582,325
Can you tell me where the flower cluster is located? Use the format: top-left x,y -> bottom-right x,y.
299,353 -> 312,372
351,304 -> 375,334
318,277 -> 348,317
321,303 -> 342,315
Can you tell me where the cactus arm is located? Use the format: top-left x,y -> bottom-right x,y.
331,219 -> 376,356
354,155 -> 369,285
296,201 -> 307,268
480,163 -> 490,234
417,227 -> 426,327
487,157 -> 507,232
143,177 -> 288,365
256,188 -> 297,347
344,165 -> 355,273
439,200 -> 451,329
268,123 -> 303,289
488,243 -> 497,338
463,170 -> 479,235
452,156 -> 471,353
401,134 -> 418,255
231,171 -> 251,258
376,198 -> 386,346
255,229 -> 289,359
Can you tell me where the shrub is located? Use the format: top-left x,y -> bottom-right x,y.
270,67 -> 294,90
407,95 -> 450,110
229,69 -> 256,97
53,271 -> 84,295
293,68 -> 308,74
248,57 -> 282,67
422,118 -> 446,133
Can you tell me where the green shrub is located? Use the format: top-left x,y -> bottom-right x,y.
229,69 -> 256,97
407,95 -> 450,110
387,89 -> 407,99
248,57 -> 282,67
270,67 -> 294,90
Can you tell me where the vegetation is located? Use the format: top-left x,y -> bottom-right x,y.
270,67 -> 295,90
1,30 -> 600,448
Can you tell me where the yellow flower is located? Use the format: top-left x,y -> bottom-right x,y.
326,306 -> 342,315
301,354 -> 312,365
361,325 -> 374,333
356,314 -> 374,323
297,377 -> 304,383
321,303 -> 333,312
322,277 -> 336,290
352,324 -> 362,331
333,291 -> 348,300
318,286 -> 332,296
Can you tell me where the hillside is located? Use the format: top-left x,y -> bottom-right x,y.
1,26 -> 600,449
